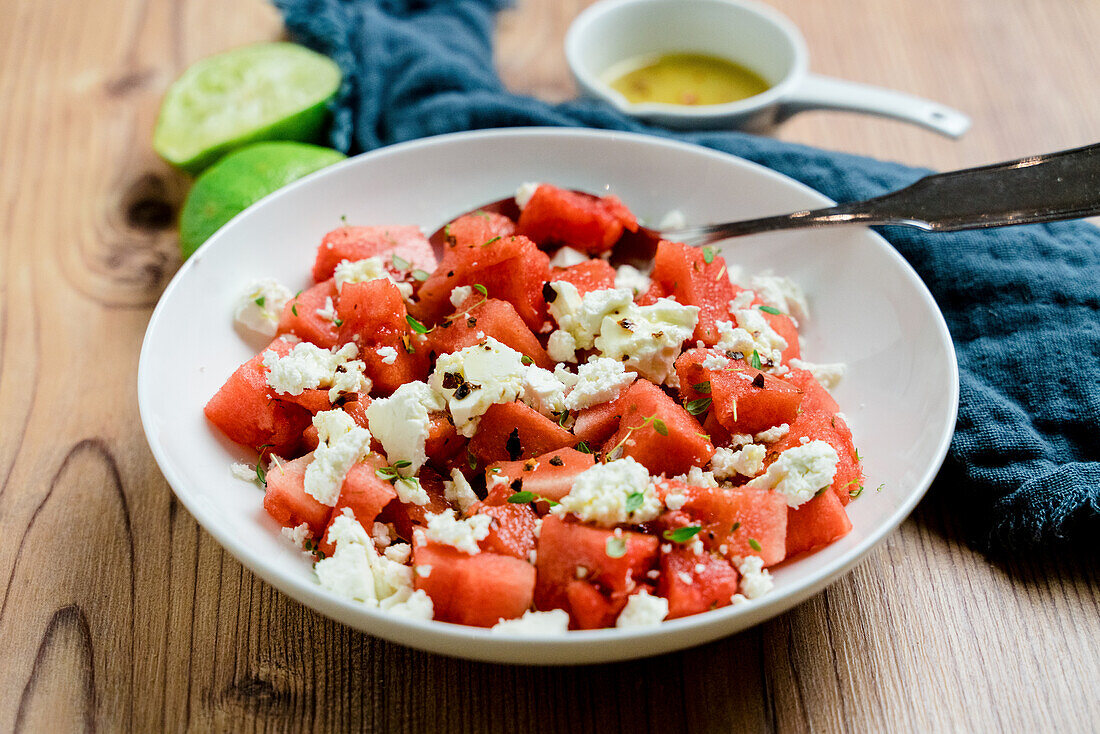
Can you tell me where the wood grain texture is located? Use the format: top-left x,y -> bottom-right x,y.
1,0 -> 1098,731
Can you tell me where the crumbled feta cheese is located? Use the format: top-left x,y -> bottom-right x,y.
364,381 -> 444,480
515,181 -> 540,209
747,440 -> 839,508
234,278 -> 292,337
733,309 -> 788,363
315,296 -> 337,323
690,538 -> 705,556
754,423 -> 790,444
263,342 -> 368,401
672,466 -> 718,488
280,522 -> 311,549
701,353 -> 731,370
385,543 -> 411,564
730,433 -> 754,447
521,365 -> 569,417
750,274 -> 808,324
487,472 -> 509,491
615,264 -> 651,295
230,462 -> 256,482
594,298 -> 699,383
728,289 -> 756,312
372,522 -> 391,548
695,563 -> 707,574
733,555 -> 773,600
553,457 -> 660,526
615,590 -> 669,628
444,468 -> 478,512
547,282 -> 633,350
664,368 -> 680,389
553,363 -> 579,389
677,571 -> 693,585
546,329 -> 578,363
449,285 -> 473,309
304,410 -> 372,506
491,609 -> 570,635
315,513 -> 432,619
664,486 -> 688,511
334,257 -> 412,299
715,316 -> 785,368
423,509 -> 492,554
711,444 -> 767,479
429,337 -> 528,437
376,346 -> 398,365
788,358 -> 847,390
657,208 -> 687,230
548,246 -> 588,268
563,357 -> 636,411
415,564 -> 432,578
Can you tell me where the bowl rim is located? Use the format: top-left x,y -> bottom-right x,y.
564,0 -> 810,121
138,127 -> 959,662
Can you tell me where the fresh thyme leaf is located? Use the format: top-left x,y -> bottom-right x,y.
749,350 -> 762,369
730,522 -> 741,533
393,460 -> 412,469
412,269 -> 430,282
482,235 -> 501,247
663,525 -> 702,543
405,314 -> 432,334
254,296 -> 265,307
691,381 -> 712,394
702,246 -> 716,264
625,491 -> 645,513
392,254 -> 411,270
684,397 -> 712,416
375,467 -> 398,480
507,491 -> 537,504
748,538 -> 762,552
605,537 -> 627,558
473,283 -> 488,295
521,355 -> 533,366
334,318 -> 343,327
255,462 -> 267,486
467,447 -> 478,470
291,304 -> 298,317
759,305 -> 781,315
650,417 -> 669,436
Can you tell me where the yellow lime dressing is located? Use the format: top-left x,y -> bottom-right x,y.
605,52 -> 770,106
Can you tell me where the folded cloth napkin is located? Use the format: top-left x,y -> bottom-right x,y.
276,0 -> 1099,554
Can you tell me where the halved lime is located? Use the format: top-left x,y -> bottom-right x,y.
154,42 -> 342,174
178,141 -> 345,258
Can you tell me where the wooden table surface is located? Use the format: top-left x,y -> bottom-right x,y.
2,0 -> 1098,730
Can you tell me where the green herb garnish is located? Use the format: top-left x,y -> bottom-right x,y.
691,381 -> 712,394
684,397 -> 712,416
702,246 -> 716,264
405,314 -> 432,334
748,538 -> 762,552
507,490 -> 537,504
749,349 -> 762,369
412,269 -> 430,282
605,537 -> 627,558
663,525 -> 702,543
759,305 -> 781,315
392,254 -> 411,270
482,235 -> 501,247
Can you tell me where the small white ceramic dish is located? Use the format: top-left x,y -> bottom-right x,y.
138,128 -> 958,665
566,0 -> 970,137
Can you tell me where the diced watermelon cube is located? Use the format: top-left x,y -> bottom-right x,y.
204,337 -> 311,456
413,543 -> 535,627
645,240 -> 737,344
516,184 -> 637,255
313,225 -> 436,283
767,403 -> 862,506
428,296 -> 553,369
534,515 -> 658,624
667,482 -> 788,566
442,211 -> 517,249
424,412 -> 465,466
468,401 -> 575,464
763,310 -> 801,362
276,279 -> 340,348
601,380 -> 714,477
474,504 -> 539,559
483,447 -> 596,504
336,279 -> 429,395
549,259 -> 616,295
675,348 -> 803,435
415,234 -> 550,331
318,454 -> 399,556
564,579 -> 622,630
657,546 -> 740,619
572,397 -> 625,448
785,489 -> 852,558
277,388 -> 332,414
381,467 -> 452,541
262,453 -> 330,535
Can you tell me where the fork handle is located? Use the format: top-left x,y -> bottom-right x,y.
671,143 -> 1100,245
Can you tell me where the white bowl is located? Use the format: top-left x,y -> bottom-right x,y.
138,128 -> 958,665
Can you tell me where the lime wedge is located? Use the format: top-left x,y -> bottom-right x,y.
154,42 -> 342,174
178,141 -> 345,258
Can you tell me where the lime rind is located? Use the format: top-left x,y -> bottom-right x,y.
154,42 -> 342,174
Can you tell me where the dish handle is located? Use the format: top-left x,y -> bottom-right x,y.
780,73 -> 971,138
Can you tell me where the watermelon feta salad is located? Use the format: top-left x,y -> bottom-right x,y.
208,183 -> 862,633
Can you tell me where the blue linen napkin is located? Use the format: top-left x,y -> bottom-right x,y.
275,0 -> 1099,554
